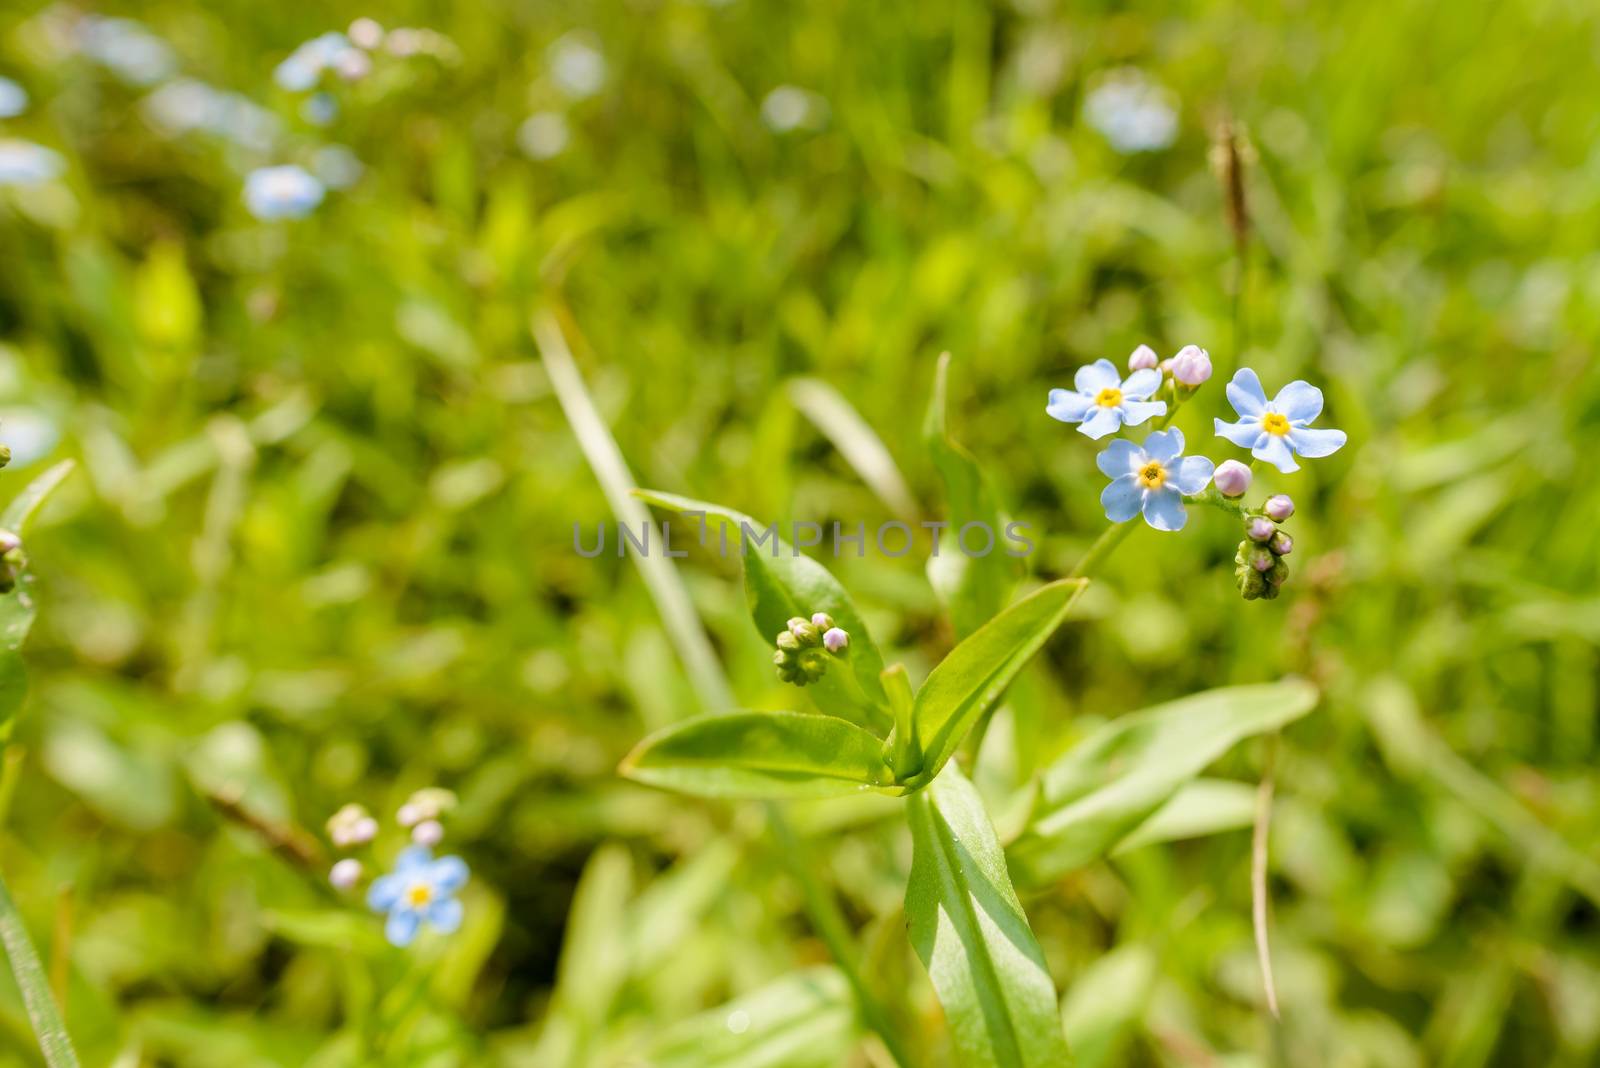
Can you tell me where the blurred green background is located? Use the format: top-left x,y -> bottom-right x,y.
1,0 -> 1597,1064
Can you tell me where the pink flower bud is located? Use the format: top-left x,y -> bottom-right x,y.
1214,460 -> 1251,498
823,627 -> 849,653
1246,516 -> 1276,543
1264,494 -> 1295,521
1171,345 -> 1212,386
329,858 -> 362,890
411,819 -> 444,847
1128,344 -> 1159,371
1269,531 -> 1293,556
396,803 -> 422,828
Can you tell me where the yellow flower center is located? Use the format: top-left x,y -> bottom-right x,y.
1137,460 -> 1167,490
1095,387 -> 1123,408
406,883 -> 433,908
1261,412 -> 1291,436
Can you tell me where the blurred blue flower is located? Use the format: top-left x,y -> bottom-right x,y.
1214,368 -> 1346,473
367,846 -> 468,947
142,80 -> 280,152
1083,69 -> 1177,153
548,33 -> 607,99
311,145 -> 363,189
1098,428 -> 1214,532
275,32 -> 355,92
0,140 -> 64,186
77,16 -> 175,86
1047,358 -> 1165,439
244,165 -> 325,220
0,77 -> 28,118
301,92 -> 338,127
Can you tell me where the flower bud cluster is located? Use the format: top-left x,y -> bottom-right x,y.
325,787 -> 459,889
1234,497 -> 1295,600
0,529 -> 22,594
773,612 -> 849,686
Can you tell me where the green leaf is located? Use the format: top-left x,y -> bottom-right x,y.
620,710 -> 896,798
1059,943 -> 1156,1068
906,764 -> 1070,1068
1110,778 -> 1258,855
646,966 -> 858,1068
904,578 -> 1087,788
923,354 -> 1023,636
1008,680 -> 1318,887
0,461 -> 77,743
1,459 -> 76,534
634,490 -> 890,730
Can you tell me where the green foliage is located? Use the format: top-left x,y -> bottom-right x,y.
1,1 -> 1597,1065
621,710 -> 896,798
906,764 -> 1069,1067
1009,681 -> 1318,886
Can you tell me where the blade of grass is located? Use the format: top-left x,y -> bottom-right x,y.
533,306 -> 916,1068
0,870 -> 80,1068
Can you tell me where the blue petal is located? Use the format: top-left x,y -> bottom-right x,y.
1120,400 -> 1166,427
1225,368 -> 1268,419
1120,368 -> 1162,399
1287,425 -> 1346,458
1171,455 -> 1215,495
1141,488 -> 1187,531
385,907 -> 421,947
1143,427 -> 1185,463
367,874 -> 403,913
1046,388 -> 1091,424
1214,418 -> 1265,449
428,856 -> 470,894
1074,359 -> 1122,394
1096,439 -> 1144,478
394,846 -> 433,877
1253,435 -> 1299,473
426,896 -> 464,935
1078,406 -> 1123,439
1101,474 -> 1142,523
1272,380 -> 1324,423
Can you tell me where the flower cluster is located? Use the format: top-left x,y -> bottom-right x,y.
0,76 -> 63,190
1048,346 -> 1345,596
324,788 -> 469,947
773,613 -> 849,686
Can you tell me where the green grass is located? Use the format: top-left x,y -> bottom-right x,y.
0,0 -> 1597,1064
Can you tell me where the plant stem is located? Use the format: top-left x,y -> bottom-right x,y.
1252,733 -> 1280,1021
0,867 -> 80,1068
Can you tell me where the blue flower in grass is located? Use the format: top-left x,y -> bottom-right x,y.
1098,428 -> 1214,532
1047,358 -> 1166,439
367,846 -> 468,947
1213,368 -> 1346,473
244,164 -> 324,220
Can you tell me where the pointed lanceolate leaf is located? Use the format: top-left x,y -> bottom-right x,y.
904,578 -> 1087,789
906,765 -> 1071,1068
923,354 -> 1023,636
1008,680 -> 1318,887
634,490 -> 890,730
620,710 -> 895,799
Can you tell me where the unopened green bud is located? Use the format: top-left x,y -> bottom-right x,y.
776,630 -> 799,652
0,444 -> 10,469
789,621 -> 821,647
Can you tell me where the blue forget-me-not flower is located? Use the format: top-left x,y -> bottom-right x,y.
1213,368 -> 1346,473
244,164 -> 325,220
367,845 -> 468,947
1047,358 -> 1166,439
0,77 -> 27,118
1098,428 -> 1214,531
0,140 -> 63,186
